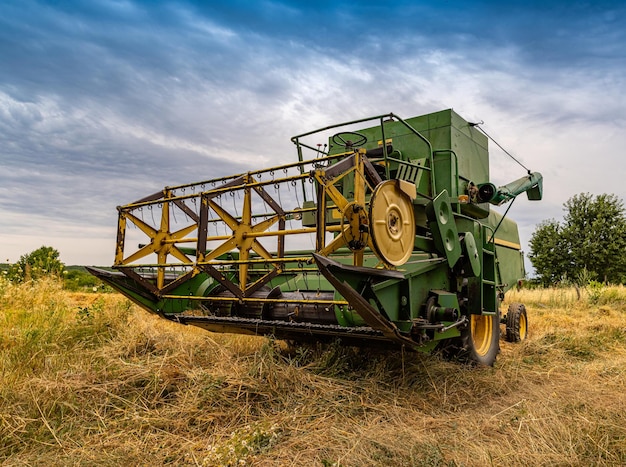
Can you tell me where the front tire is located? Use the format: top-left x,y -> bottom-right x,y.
464,313 -> 500,365
442,312 -> 500,366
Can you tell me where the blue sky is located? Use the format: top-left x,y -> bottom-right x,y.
1,0 -> 625,268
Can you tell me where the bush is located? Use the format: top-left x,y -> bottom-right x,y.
63,269 -> 101,291
7,246 -> 64,282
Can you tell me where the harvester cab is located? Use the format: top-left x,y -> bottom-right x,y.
89,109 -> 542,365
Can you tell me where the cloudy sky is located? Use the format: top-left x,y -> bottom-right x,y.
1,0 -> 625,270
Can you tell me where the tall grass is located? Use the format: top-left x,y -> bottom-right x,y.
507,284 -> 626,309
1,277 -> 625,466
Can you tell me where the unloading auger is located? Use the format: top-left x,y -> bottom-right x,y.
88,109 -> 542,365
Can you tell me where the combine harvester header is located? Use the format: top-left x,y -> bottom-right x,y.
89,109 -> 542,365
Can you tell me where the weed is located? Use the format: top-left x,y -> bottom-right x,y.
587,280 -> 604,304
202,422 -> 282,466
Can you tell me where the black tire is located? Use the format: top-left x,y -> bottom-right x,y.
442,312 -> 500,366
464,313 -> 500,365
505,303 -> 528,342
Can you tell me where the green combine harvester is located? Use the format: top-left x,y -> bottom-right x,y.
89,109 -> 542,365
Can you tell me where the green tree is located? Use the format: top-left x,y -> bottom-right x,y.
8,246 -> 65,282
563,193 -> 626,283
529,193 -> 626,285
528,219 -> 569,286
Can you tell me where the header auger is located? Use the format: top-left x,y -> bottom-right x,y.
89,109 -> 542,365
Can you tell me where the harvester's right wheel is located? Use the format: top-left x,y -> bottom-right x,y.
505,303 -> 528,342
461,313 -> 500,366
440,312 -> 500,366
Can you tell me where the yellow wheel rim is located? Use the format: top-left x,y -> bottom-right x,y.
471,314 -> 494,357
370,181 -> 415,266
519,311 -> 528,340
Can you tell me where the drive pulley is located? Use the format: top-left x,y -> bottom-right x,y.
369,180 -> 416,266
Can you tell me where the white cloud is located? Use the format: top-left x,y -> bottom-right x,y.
1,0 -> 625,270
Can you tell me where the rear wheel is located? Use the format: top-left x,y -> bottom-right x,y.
505,303 -> 528,342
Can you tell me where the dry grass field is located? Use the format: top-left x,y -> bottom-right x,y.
1,277 -> 625,466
